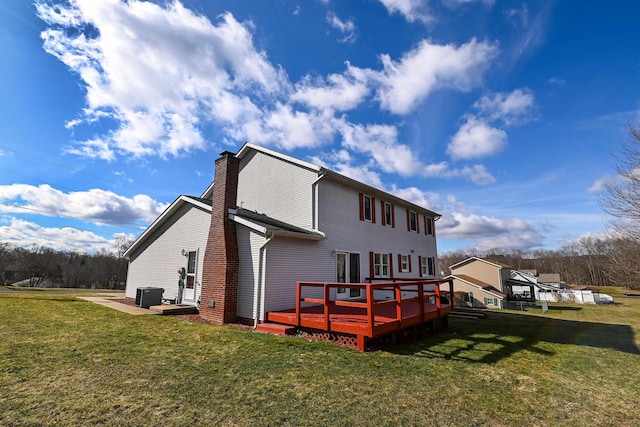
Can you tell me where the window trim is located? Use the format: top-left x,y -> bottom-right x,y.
425,216 -> 434,236
407,209 -> 419,232
359,193 -> 376,223
371,251 -> 393,278
399,254 -> 411,273
419,256 -> 435,277
484,297 -> 498,306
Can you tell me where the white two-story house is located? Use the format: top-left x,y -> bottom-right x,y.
124,143 -> 441,325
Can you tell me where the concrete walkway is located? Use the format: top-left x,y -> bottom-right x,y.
77,295 -> 158,315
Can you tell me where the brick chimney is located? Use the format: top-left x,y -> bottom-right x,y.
200,151 -> 240,324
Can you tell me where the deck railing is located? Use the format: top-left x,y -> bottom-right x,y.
295,278 -> 454,337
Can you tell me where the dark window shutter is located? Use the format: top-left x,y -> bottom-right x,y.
406,209 -> 410,231
369,251 -> 374,279
371,197 -> 376,223
424,216 -> 428,235
398,254 -> 402,272
359,193 -> 364,221
389,253 -> 394,279
409,255 -> 412,273
418,256 -> 423,277
381,200 -> 386,226
391,204 -> 395,228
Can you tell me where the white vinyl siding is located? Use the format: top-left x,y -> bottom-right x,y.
237,150 -> 318,230
317,179 -> 438,281
236,226 -> 267,320
125,203 -> 209,304
263,236 -> 326,312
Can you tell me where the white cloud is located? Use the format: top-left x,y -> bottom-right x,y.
386,187 -> 543,251
588,175 -> 613,194
372,38 -> 499,114
378,0 -> 430,23
0,184 -> 167,225
439,210 -> 542,251
447,117 -> 507,160
474,88 -> 535,126
36,1 -> 287,159
326,11 -> 356,43
443,0 -> 495,7
36,0 -> 500,188
243,104 -> 338,150
505,3 -> 529,27
332,163 -> 385,189
0,217 -> 125,253
291,66 -> 369,111
338,122 -> 422,176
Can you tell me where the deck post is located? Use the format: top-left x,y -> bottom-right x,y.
435,283 -> 441,310
367,284 -> 375,337
395,283 -> 402,327
357,334 -> 366,351
324,283 -> 331,332
418,282 -> 425,323
296,282 -> 302,326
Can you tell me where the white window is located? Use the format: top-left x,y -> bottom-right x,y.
363,195 -> 372,221
421,256 -> 435,276
374,253 -> 389,277
400,255 -> 409,272
426,217 -> 434,235
484,297 -> 498,306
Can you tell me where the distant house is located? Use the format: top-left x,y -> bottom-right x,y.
447,257 -> 608,308
124,143 -> 442,327
538,273 -> 563,288
447,257 -> 536,309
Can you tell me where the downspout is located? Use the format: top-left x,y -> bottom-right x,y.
311,173 -> 326,231
254,234 -> 274,328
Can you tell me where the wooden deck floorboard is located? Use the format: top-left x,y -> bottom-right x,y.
267,301 -> 451,338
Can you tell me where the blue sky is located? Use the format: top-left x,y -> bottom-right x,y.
0,0 -> 638,254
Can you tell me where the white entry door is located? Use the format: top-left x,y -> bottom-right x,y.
183,250 -> 198,303
336,252 -> 362,300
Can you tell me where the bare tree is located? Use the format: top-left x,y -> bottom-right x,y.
602,123 -> 640,240
600,123 -> 640,289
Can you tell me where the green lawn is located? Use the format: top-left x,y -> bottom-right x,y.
1,292 -> 639,426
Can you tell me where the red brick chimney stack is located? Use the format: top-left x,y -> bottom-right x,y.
200,151 -> 240,324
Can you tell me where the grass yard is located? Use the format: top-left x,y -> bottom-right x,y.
1,291 -> 639,426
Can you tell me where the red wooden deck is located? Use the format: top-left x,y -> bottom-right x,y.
266,279 -> 454,350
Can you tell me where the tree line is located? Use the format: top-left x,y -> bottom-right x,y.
0,239 -> 131,289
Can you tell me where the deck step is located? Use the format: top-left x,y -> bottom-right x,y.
149,304 -> 199,315
449,311 -> 485,320
256,323 -> 297,336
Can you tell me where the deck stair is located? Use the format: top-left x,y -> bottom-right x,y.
256,322 -> 297,336
449,310 -> 486,320
149,304 -> 199,315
